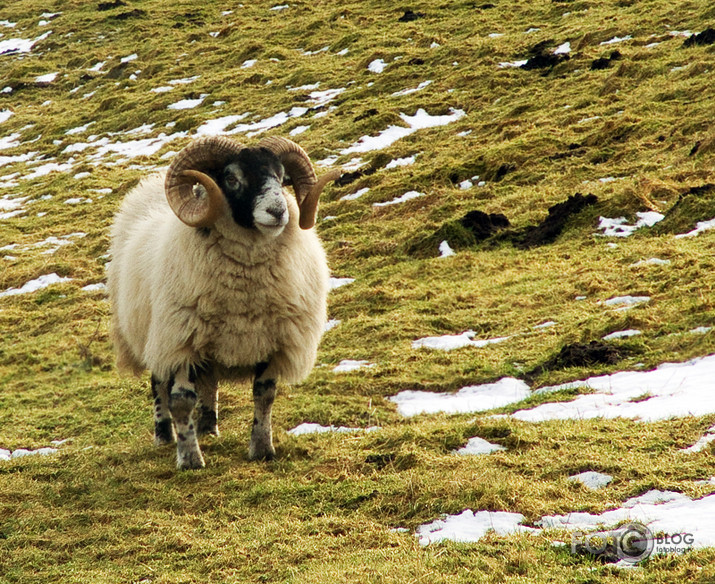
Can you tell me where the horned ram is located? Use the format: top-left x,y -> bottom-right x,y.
107,136 -> 339,469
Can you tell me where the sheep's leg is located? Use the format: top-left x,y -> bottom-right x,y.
193,363 -> 219,437
249,361 -> 277,461
169,367 -> 205,470
151,374 -> 175,445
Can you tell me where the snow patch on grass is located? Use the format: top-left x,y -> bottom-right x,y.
568,471 -> 613,490
340,108 -> 466,155
455,437 -> 506,455
0,273 -> 73,298
287,423 -> 379,436
512,354 -> 715,422
597,212 -> 665,237
390,378 -> 531,417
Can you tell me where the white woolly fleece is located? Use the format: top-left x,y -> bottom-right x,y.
107,172 -> 329,383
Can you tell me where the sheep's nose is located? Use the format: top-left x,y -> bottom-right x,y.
266,207 -> 285,222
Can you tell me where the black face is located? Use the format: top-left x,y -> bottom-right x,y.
215,147 -> 285,230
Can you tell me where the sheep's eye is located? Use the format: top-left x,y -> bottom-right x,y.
224,173 -> 239,189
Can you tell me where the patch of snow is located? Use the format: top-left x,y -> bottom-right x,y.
287,423 -> 379,436
333,359 -> 375,373
385,155 -> 416,169
630,258 -> 671,268
554,42 -> 571,55
65,122 -> 95,135
538,489 -> 715,556
535,321 -> 556,329
569,471 -> 613,490
368,58 -> 386,73
341,187 -> 370,202
0,273 -> 73,299
390,378 -> 531,417
417,510 -> 536,545
88,61 -> 105,72
289,125 -> 310,136
196,107 -> 308,138
439,240 -> 455,257
342,158 -> 366,172
511,354 -> 715,422
392,80 -> 433,97
373,190 -> 425,207
82,283 -> 106,292
289,83 -> 321,91
498,59 -> 529,69
241,59 -> 257,68
418,488 -> 715,556
0,152 -> 38,171
341,108 -> 466,155
120,53 -> 138,63
0,30 -> 51,55
456,437 -> 506,456
603,329 -> 642,341
675,218 -> 715,239
597,212 -> 665,237
11,447 -> 58,458
167,95 -> 206,110
329,277 -> 355,290
0,110 -> 13,124
270,4 -> 290,10
325,319 -> 341,332
600,35 -> 633,45
26,160 -> 76,180
690,326 -> 712,335
0,133 -> 21,150
28,232 -> 86,255
681,425 -> 715,454
35,72 -> 58,84
307,87 -> 345,107
412,331 -> 511,351
316,155 -> 338,167
602,295 -> 650,310
169,76 -> 200,85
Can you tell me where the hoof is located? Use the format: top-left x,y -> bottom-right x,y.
176,448 -> 205,470
176,454 -> 206,470
248,440 -> 276,461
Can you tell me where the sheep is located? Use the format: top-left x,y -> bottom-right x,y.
107,135 -> 340,469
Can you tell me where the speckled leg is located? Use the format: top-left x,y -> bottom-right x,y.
193,363 -> 219,438
248,362 -> 277,461
169,367 -> 204,470
151,374 -> 175,446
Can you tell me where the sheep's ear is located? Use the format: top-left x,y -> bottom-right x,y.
297,169 -> 341,230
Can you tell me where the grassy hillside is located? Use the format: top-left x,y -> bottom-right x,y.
1,0 -> 714,582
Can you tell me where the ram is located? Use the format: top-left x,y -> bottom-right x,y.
107,136 -> 338,469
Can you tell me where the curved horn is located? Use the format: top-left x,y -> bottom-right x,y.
257,136 -> 338,229
165,136 -> 244,228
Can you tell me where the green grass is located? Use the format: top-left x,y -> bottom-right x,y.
1,0 -> 715,582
